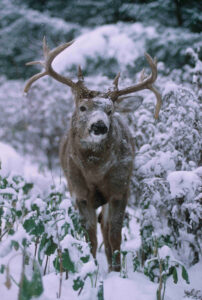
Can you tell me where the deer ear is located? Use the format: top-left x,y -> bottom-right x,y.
115,96 -> 143,113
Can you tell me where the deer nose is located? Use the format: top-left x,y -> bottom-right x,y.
90,120 -> 108,135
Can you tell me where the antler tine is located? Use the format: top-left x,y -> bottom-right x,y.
113,72 -> 120,91
77,65 -> 84,82
150,85 -> 162,119
47,39 -> 75,64
24,71 -> 48,93
24,37 -> 76,93
108,53 -> 161,119
26,61 -> 43,66
140,68 -> 146,82
43,36 -> 49,58
144,52 -> 157,83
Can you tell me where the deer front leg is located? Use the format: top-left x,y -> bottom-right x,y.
100,204 -> 113,270
108,198 -> 126,272
76,198 -> 97,258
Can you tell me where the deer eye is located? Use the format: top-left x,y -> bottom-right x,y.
80,106 -> 86,112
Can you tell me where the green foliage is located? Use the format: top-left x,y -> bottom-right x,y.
18,259 -> 43,300
132,254 -> 141,272
172,266 -> 178,284
144,248 -> 190,300
23,218 -> 45,236
0,264 -> 5,274
53,249 -> 76,273
80,255 -> 90,263
97,281 -> 104,300
73,276 -> 84,291
38,234 -> 57,265
182,265 -> 190,284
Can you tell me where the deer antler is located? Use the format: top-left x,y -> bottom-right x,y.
107,53 -> 162,119
24,37 -> 77,93
24,38 -> 161,118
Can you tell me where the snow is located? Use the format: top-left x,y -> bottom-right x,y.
0,225 -> 28,257
167,170 -> 201,199
53,23 -> 157,73
158,245 -> 174,260
0,142 -> 24,177
104,273 -> 157,300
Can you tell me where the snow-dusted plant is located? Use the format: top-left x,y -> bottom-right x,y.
144,245 -> 190,300
0,171 -> 97,298
167,169 -> 202,266
185,47 -> 202,96
130,84 -> 201,266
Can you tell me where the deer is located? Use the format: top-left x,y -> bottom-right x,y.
24,37 -> 161,272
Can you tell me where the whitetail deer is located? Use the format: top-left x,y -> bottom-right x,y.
24,37 -> 161,272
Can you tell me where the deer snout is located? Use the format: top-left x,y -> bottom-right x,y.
90,120 -> 108,135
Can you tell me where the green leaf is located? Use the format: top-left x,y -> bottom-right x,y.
97,282 -> 104,300
45,238 -> 57,256
31,260 -> 44,296
53,256 -> 60,272
62,249 -> 76,273
16,210 -> 22,217
172,266 -> 178,284
38,234 -> 57,265
23,217 -> 44,236
133,255 -> 140,272
8,228 -> 15,235
181,266 -> 190,284
11,240 -> 19,251
22,183 -> 33,194
73,277 -> 84,291
23,218 -> 35,232
0,264 -> 5,274
80,255 -> 90,263
18,260 -> 43,300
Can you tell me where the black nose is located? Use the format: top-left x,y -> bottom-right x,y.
90,120 -> 108,135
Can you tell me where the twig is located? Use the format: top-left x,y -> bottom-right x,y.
44,255 -> 49,276
55,222 -> 63,299
78,274 -> 88,296
157,259 -> 163,300
57,248 -> 63,299
34,237 -> 39,259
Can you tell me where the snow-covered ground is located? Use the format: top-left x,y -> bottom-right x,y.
0,143 -> 201,300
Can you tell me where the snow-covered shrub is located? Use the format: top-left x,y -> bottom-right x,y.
0,77 -> 74,168
139,168 -> 201,267
144,245 -> 190,300
167,169 -> 202,265
185,47 -> 202,97
130,83 -> 201,267
0,169 -> 97,298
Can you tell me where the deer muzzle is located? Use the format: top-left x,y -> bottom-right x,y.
90,120 -> 108,135
88,111 -> 110,137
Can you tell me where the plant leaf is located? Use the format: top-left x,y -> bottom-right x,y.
182,266 -> 190,284
172,266 -> 178,284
